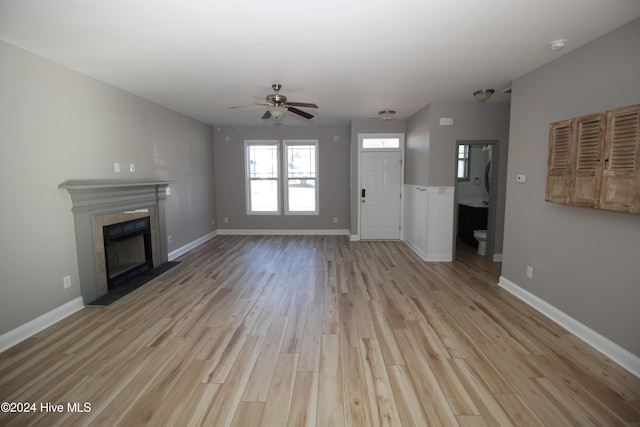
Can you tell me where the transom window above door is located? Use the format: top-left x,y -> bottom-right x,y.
361,137 -> 401,149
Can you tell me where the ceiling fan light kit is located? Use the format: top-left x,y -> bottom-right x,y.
378,110 -> 396,120
473,89 -> 495,102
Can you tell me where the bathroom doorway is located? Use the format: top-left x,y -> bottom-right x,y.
454,140 -> 499,261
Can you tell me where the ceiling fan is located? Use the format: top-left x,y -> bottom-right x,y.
230,84 -> 318,120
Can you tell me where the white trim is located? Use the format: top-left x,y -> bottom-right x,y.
404,240 -> 427,261
425,254 -> 454,262
168,231 -> 217,261
217,229 -> 349,236
350,234 -> 360,241
404,237 -> 454,262
498,276 -> 640,378
0,297 -> 84,353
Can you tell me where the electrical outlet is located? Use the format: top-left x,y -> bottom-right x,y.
129,163 -> 135,173
224,217 -> 229,224
168,235 -> 173,243
114,162 -> 120,173
526,266 -> 533,279
63,275 -> 71,289
333,217 -> 338,223
211,218 -> 215,225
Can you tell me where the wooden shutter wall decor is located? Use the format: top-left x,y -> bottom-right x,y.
545,103 -> 639,215
599,104 -> 640,213
545,119 -> 573,204
570,113 -> 604,207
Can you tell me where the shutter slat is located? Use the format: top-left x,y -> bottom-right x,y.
576,118 -> 603,170
609,110 -> 639,170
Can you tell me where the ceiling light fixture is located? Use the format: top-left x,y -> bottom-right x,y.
548,39 -> 568,51
378,110 -> 396,120
473,89 -> 495,102
267,105 -> 287,119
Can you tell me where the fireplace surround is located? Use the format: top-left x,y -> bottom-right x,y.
59,179 -> 172,304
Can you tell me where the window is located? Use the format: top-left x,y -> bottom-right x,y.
245,141 -> 280,214
362,137 -> 400,149
285,141 -> 318,214
244,139 -> 318,215
457,144 -> 470,181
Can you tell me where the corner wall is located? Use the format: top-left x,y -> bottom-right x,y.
0,41 -> 216,336
405,102 -> 510,255
502,18 -> 640,357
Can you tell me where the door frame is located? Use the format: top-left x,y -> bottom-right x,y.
453,139 -> 499,261
357,133 -> 405,240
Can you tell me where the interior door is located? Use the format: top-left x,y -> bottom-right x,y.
360,151 -> 402,240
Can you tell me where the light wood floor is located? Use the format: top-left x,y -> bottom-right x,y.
1,235 -> 639,426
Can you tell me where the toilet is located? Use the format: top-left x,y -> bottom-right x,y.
473,230 -> 487,256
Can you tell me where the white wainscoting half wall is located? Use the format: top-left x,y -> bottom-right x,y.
403,185 -> 454,262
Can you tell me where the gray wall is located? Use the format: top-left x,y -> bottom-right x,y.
502,18 -> 640,356
0,41 -> 216,335
214,125 -> 350,230
406,101 -> 510,254
405,104 -> 431,187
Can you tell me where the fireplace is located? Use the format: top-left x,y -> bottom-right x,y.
59,179 -> 172,304
104,216 -> 153,290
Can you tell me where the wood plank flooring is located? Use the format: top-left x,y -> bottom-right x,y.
1,235 -> 639,426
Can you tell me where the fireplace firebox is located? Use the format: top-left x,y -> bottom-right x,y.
103,217 -> 153,290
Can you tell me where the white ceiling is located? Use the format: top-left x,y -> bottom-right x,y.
2,1 -> 639,126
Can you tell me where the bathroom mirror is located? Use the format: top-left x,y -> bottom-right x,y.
484,160 -> 491,194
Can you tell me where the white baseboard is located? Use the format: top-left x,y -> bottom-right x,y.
493,253 -> 503,262
350,234 -> 360,241
217,229 -> 350,236
168,231 -> 217,261
0,297 -> 84,353
425,254 -> 453,262
404,240 -> 427,261
498,276 -> 640,378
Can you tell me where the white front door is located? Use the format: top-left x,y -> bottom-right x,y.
360,151 -> 402,240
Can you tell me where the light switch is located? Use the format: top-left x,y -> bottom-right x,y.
516,174 -> 527,183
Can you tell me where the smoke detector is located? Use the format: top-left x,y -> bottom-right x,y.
549,39 -> 568,51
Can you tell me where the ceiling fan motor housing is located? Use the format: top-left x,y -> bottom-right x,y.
266,93 -> 287,106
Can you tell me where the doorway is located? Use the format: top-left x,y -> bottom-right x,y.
358,133 -> 404,240
454,140 -> 498,261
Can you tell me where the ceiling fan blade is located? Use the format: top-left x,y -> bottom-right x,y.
229,103 -> 264,109
229,108 -> 266,114
261,110 -> 272,120
287,101 -> 318,109
287,106 -> 314,119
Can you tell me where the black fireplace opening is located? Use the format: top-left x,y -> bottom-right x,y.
103,217 -> 153,290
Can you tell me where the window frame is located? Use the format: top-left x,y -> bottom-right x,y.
244,140 -> 281,215
283,139 -> 319,215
